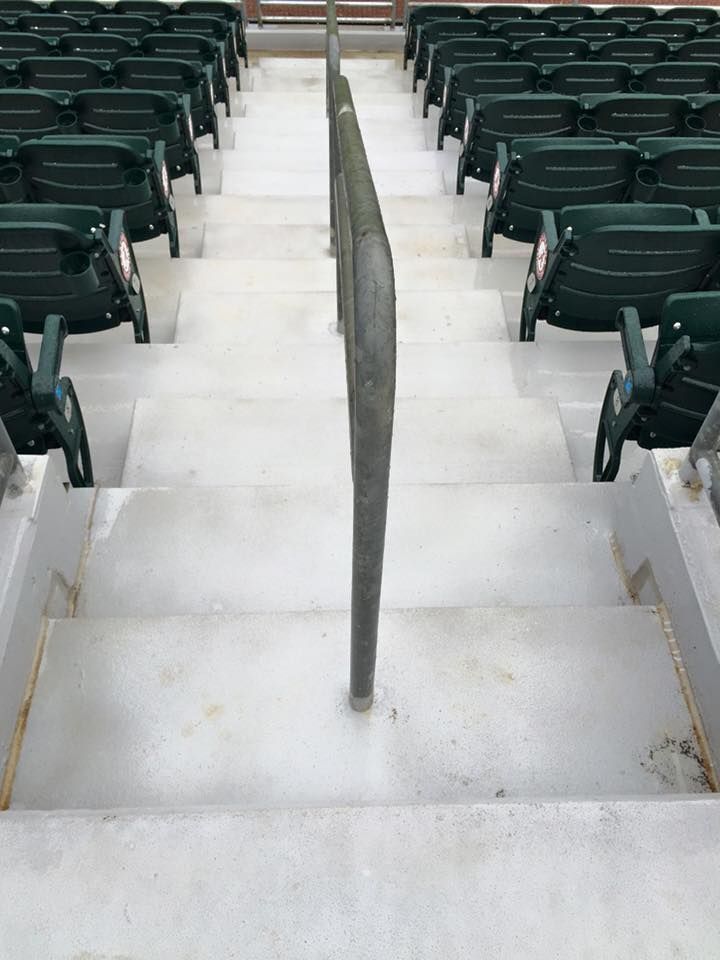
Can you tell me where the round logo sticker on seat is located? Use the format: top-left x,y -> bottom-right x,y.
118,232 -> 133,282
535,232 -> 548,280
161,161 -> 170,198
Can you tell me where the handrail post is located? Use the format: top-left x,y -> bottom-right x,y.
0,418 -> 26,508
681,392 -> 720,522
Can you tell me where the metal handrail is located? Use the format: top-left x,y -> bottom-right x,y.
682,392 -> 720,523
327,0 -> 397,711
0,418 -> 25,508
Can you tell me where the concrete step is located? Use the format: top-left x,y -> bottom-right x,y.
214,147 -> 456,173
74,482 -> 628,618
200,223 -> 469,259
173,193 -> 474,227
2,799 -> 718,957
248,72 -> 408,93
11,604 -> 707,810
44,341 -> 624,404
135,256 -> 528,298
120,397 -> 573,487
220,168 -> 446,195
253,56 -> 401,75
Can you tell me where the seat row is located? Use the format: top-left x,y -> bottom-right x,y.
414,26 -> 720,90
404,3 -> 720,66
456,93 -> 720,193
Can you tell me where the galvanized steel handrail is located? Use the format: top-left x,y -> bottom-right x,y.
682,392 -> 720,523
327,0 -> 397,711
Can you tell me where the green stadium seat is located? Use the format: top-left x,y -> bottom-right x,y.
0,32 -> 55,59
520,204 -> 720,341
178,1 -> 249,73
422,36 -> 506,118
115,0 -> 174,18
0,204 -> 149,341
0,89 -> 73,141
493,19 -> 557,43
564,19 -> 629,42
512,37 -> 588,67
0,0 -> 44,20
538,5 -> 596,25
630,61 -> 720,95
538,61 -> 631,96
474,5 -> 533,27
600,6 -> 656,25
15,134 -> 180,256
635,20 -> 697,43
59,32 -> 138,61
113,56 -> 218,147
90,14 -> 159,38
141,32 -> 230,115
0,300 -> 93,486
594,293 -> 720,480
700,23 -> 720,39
403,4 -> 473,70
675,39 -> 720,62
50,0 -> 107,15
71,88 -> 202,192
17,56 -> 114,92
631,137 -> 720,211
590,38 -> 668,64
161,14 -> 237,89
482,138 -> 640,255
413,19 -> 488,92
17,12 -> 86,35
457,94 -> 581,193
436,60 -> 535,148
579,93 -> 689,141
663,7 -> 718,26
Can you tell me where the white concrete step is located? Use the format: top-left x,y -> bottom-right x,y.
242,101 -> 414,119
174,193 -> 475,227
214,147 -> 456,173
135,256 -> 528,298
220,168 -> 446,195
174,289 -> 508,342
120,397 -> 573,487
46,341 -> 623,404
230,115 -> 426,135
200,223 -> 469,259
11,604 -> 707,811
249,72 -> 408,93
253,56 -> 400,75
74,482 -> 628,619
2,798 -> 718,957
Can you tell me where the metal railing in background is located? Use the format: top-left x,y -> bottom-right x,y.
0,419 -> 25,509
682,393 -> 720,523
327,0 -> 397,711
258,0 -> 397,27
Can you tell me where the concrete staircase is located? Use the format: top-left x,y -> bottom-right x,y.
2,49 -> 719,956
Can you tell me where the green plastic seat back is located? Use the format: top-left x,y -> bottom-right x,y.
0,31 -> 53,58
59,32 -> 137,61
635,20 -> 697,43
141,31 -> 217,66
162,12 -> 228,41
676,39 -> 720,62
701,23 -> 720,39
179,1 -> 242,22
664,7 -> 718,26
0,0 -> 42,16
494,19 -> 557,43
689,95 -> 720,137
113,55 -> 202,100
549,204 -> 720,330
500,140 -> 639,242
580,94 -> 688,141
474,5 -> 533,26
640,292 -> 720,447
49,0 -> 106,14
19,56 -> 111,92
600,6 -> 656,24
541,61 -> 631,96
415,19 -> 489,80
72,88 -> 181,146
565,19 -> 628,41
632,61 -> 720,95
592,38 -> 668,64
538,5 -> 596,24
470,94 -> 580,180
90,14 -> 158,38
436,36 -> 501,70
406,4 -> 474,58
634,139 -> 720,209
456,61 -> 538,99
514,38 -> 588,67
115,0 -> 172,17
16,12 -> 83,35
0,89 -> 68,140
